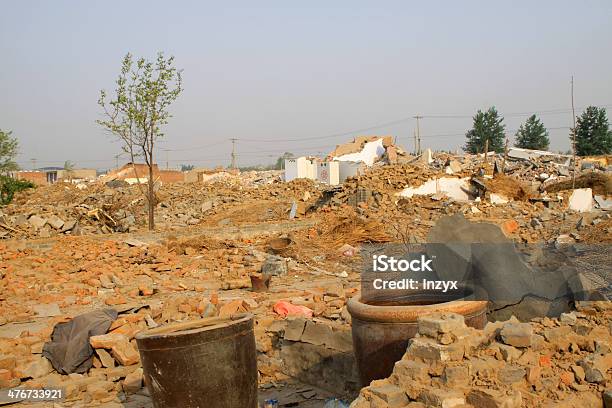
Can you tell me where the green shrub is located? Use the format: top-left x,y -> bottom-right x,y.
0,176 -> 35,205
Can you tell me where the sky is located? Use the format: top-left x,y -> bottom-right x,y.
1,1 -> 611,170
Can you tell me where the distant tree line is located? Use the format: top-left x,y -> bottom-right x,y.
464,105 -> 611,156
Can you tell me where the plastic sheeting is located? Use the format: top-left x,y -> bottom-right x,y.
42,308 -> 118,374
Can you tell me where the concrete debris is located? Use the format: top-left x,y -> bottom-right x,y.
333,138 -> 386,167
569,188 -> 594,213
33,303 -> 61,317
594,195 -> 612,210
350,311 -> 611,407
398,177 -> 472,201
0,140 -> 610,405
489,193 -> 509,204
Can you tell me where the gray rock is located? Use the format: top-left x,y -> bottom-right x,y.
559,312 -> 578,325
28,215 -> 47,229
530,218 -> 543,229
33,303 -> 61,317
500,322 -> 533,348
498,365 -> 526,384
47,215 -> 65,230
61,219 -> 77,232
262,256 -> 288,276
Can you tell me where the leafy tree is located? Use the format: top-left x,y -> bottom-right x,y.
464,107 -> 506,154
572,106 -> 612,156
97,53 -> 183,230
0,176 -> 34,205
180,164 -> 195,172
514,114 -> 550,150
0,129 -> 19,174
275,152 -> 294,170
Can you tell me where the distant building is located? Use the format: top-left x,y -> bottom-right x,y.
284,157 -> 364,185
13,167 -> 97,185
103,163 -> 184,184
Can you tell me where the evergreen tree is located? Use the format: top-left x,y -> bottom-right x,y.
464,107 -> 506,153
514,114 -> 550,150
573,106 -> 612,156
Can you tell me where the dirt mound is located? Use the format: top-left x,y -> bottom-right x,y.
485,174 -> 531,200
165,234 -> 226,254
545,172 -> 612,196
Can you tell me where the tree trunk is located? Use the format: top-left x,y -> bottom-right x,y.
147,161 -> 155,230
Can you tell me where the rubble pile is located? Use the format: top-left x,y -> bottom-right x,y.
329,164 -> 439,204
0,142 -> 610,405
0,183 -> 141,238
0,175 -> 322,238
0,230 -> 361,403
350,309 -> 612,408
317,154 -> 611,244
0,236 -> 273,325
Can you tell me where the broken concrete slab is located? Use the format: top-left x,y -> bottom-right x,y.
594,195 -> 612,210
262,256 -> 288,276
28,215 -> 47,229
568,188 -> 594,213
47,215 -> 65,230
420,148 -> 434,165
333,138 -> 386,167
33,303 -> 61,317
398,177 -> 472,201
490,193 -> 509,204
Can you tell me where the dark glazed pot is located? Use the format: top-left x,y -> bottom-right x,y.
135,313 -> 257,408
348,295 -> 487,387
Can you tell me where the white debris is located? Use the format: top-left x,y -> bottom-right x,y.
421,148 -> 434,164
333,138 -> 385,166
398,177 -> 471,202
490,193 -> 509,205
568,188 -> 593,213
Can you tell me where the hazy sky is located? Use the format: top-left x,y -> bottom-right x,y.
1,1 -> 611,170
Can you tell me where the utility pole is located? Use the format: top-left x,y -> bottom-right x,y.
503,137 -> 509,173
571,76 -> 577,189
114,154 -> 120,170
413,115 -> 422,155
230,138 -> 238,169
30,158 -> 36,171
163,149 -> 169,170
413,130 -> 417,155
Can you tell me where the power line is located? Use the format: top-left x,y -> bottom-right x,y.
236,116 -> 415,143
227,104 -> 611,145
421,104 -> 612,119
16,104 -> 611,168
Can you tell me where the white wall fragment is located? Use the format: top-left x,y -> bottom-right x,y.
490,193 -> 509,205
333,138 -> 385,166
568,188 -> 593,213
398,177 -> 471,201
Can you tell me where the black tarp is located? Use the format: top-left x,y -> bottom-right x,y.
42,308 -> 118,374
